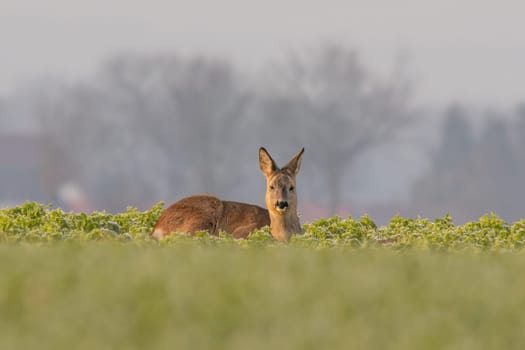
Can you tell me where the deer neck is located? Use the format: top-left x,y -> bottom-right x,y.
269,211 -> 302,242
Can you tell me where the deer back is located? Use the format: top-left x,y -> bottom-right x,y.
151,195 -> 269,239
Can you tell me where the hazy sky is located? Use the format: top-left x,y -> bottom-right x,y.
2,0 -> 525,106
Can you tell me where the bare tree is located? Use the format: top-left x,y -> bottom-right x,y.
260,44 -> 414,214
36,56 -> 180,210
161,56 -> 254,197
36,53 -> 254,211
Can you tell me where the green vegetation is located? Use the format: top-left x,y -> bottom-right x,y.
1,201 -> 525,251
1,202 -> 525,349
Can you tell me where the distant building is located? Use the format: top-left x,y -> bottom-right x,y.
0,133 -> 93,211
0,133 -> 48,206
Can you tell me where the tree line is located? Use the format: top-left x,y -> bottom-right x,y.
32,44 -> 414,215
410,103 -> 525,223
3,43 -> 524,224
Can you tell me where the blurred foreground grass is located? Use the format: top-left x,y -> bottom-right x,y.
2,202 -> 525,349
1,244 -> 524,350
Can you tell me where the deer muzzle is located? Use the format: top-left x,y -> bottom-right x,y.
275,201 -> 289,214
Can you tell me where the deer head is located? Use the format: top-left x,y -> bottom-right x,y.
259,147 -> 304,241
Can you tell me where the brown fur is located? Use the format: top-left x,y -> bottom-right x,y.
151,148 -> 304,242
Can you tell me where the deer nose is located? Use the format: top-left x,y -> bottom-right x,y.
276,201 -> 289,210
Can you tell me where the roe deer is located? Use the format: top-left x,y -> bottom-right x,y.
151,147 -> 304,242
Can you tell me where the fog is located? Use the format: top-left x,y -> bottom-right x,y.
1,1 -> 525,224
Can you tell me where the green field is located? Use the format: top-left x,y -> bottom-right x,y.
1,202 -> 525,349
2,245 -> 525,350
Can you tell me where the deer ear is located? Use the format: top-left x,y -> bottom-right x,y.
259,147 -> 278,177
283,148 -> 304,176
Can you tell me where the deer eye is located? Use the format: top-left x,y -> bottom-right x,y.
289,186 -> 294,192
269,185 -> 275,190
